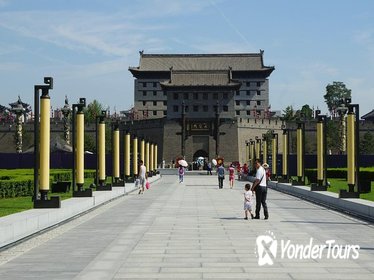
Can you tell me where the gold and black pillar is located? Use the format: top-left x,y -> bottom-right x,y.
96,111 -> 111,191
340,103 -> 360,198
262,135 -> 268,165
145,140 -> 150,175
133,136 -> 138,177
73,98 -> 92,197
278,128 -> 289,183
33,77 -> 60,208
255,137 -> 261,161
311,110 -> 328,191
112,122 -> 124,186
154,144 -> 158,174
271,132 -> 278,180
140,138 -> 145,164
149,142 -> 154,177
124,131 -> 131,181
245,141 -> 249,165
293,121 -> 305,185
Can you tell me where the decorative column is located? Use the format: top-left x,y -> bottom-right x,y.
149,142 -> 154,177
292,121 -> 305,185
133,136 -> 138,177
61,96 -> 71,145
124,131 -> 131,181
96,110 -> 111,191
72,98 -> 92,197
154,144 -> 158,172
33,77 -> 60,208
271,132 -> 278,180
11,100 -> 25,153
145,140 -> 150,174
112,122 -> 124,186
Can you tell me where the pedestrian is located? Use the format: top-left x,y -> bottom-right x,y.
217,163 -> 225,189
178,165 -> 185,183
251,159 -> 269,219
228,163 -> 235,189
138,160 -> 147,194
207,162 -> 212,175
244,183 -> 254,220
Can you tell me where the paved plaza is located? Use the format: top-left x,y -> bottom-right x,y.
0,175 -> 374,279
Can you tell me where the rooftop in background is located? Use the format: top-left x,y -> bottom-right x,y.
362,109 -> 374,121
129,50 -> 274,73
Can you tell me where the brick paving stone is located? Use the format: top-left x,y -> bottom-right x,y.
0,174 -> 373,280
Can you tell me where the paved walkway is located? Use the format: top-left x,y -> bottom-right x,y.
0,175 -> 374,279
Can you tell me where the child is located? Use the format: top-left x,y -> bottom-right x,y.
228,164 -> 235,189
178,165 -> 185,183
244,183 -> 254,220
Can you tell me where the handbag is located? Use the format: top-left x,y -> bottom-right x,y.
145,181 -> 150,189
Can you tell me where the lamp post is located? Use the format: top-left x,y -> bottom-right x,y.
249,139 -> 255,170
255,136 -> 261,161
245,141 -> 249,165
60,96 -> 71,145
72,98 -> 92,197
112,121 -> 124,186
293,117 -> 305,185
132,136 -> 138,178
149,142 -> 154,177
339,98 -> 360,198
11,98 -> 25,153
124,130 -> 131,182
310,110 -> 328,191
278,125 -> 289,183
33,77 -> 60,208
145,140 -> 150,176
262,134 -> 268,165
271,131 -> 278,181
154,144 -> 158,173
96,110 -> 112,191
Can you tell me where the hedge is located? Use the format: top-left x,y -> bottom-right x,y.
305,169 -> 374,182
0,170 -> 96,198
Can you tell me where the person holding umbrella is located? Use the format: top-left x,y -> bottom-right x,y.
178,159 -> 187,183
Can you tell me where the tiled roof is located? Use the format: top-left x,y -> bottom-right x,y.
130,52 -> 274,72
362,109 -> 374,120
160,70 -> 240,87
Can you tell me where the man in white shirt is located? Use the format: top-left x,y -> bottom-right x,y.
251,159 -> 269,219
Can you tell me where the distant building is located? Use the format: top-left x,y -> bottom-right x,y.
362,109 -> 374,122
125,51 -> 281,165
129,51 -> 274,120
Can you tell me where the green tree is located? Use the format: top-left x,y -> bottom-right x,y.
84,100 -> 104,122
324,81 -> 351,117
360,131 -> 374,155
281,105 -> 295,121
326,119 -> 342,154
299,104 -> 314,120
84,133 -> 96,153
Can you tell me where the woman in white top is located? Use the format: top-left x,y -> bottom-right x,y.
138,160 -> 147,194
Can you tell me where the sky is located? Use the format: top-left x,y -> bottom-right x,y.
1,0 -> 374,117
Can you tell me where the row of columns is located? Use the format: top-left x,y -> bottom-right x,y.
246,100 -> 360,198
32,77 -> 159,208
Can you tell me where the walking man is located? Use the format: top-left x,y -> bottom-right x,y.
217,163 -> 225,189
251,159 -> 269,219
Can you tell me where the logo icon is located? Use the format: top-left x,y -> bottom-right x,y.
256,231 -> 277,266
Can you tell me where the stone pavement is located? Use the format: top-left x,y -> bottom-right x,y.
0,175 -> 374,279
